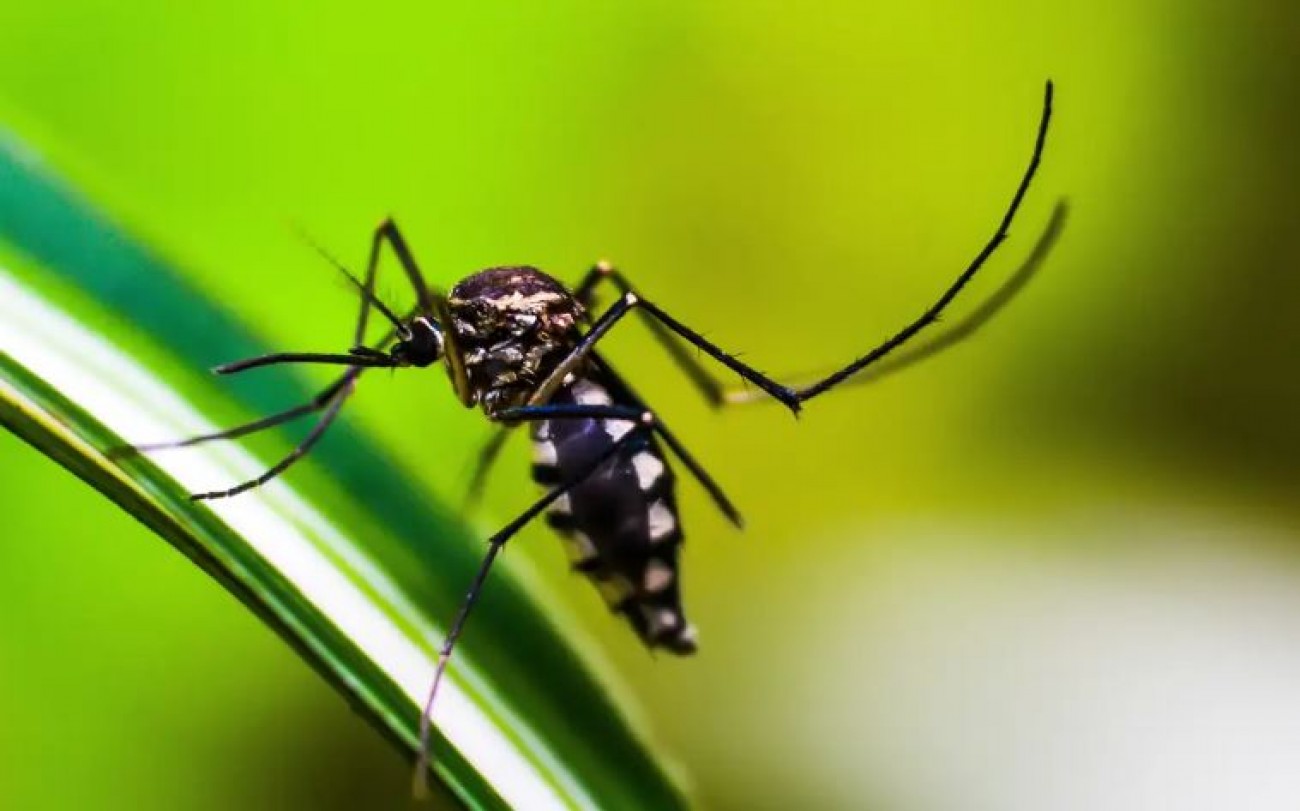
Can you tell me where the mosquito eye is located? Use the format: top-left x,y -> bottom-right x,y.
396,319 -> 443,367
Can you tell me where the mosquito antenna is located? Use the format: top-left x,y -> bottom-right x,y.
291,224 -> 410,337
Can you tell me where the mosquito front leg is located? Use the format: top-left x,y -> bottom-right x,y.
117,238 -> 415,490
366,218 -> 474,405
115,369 -> 361,457
189,384 -> 354,501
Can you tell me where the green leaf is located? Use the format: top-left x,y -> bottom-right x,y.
0,131 -> 689,810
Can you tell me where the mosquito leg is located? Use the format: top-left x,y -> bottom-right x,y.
414,408 -> 654,796
571,261 -> 727,407
724,198 -> 1069,405
112,369 -> 361,458
589,353 -> 742,527
549,200 -> 1058,565
119,229 -> 415,484
525,291 -> 800,411
367,218 -> 436,318
293,228 -> 409,345
366,219 -> 474,405
538,81 -> 1055,414
115,310 -> 406,464
546,81 -> 1054,416
577,197 -> 1064,411
789,81 -> 1054,402
494,403 -> 648,423
190,382 -> 355,501
463,428 -> 511,509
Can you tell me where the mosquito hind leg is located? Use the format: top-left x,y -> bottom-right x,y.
583,194 -> 1064,411
548,81 -> 1054,414
572,261 -> 728,407
722,198 -> 1069,405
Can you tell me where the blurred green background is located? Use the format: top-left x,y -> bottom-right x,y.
2,2 -> 1299,809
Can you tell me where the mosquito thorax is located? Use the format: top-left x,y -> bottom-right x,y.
448,266 -> 584,413
390,316 -> 444,367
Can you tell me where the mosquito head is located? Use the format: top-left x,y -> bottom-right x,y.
390,316 -> 444,368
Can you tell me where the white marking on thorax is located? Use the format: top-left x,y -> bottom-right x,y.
647,500 -> 677,542
483,290 -> 564,311
632,452 -> 665,490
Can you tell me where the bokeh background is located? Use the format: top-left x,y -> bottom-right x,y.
1,2 -> 1298,809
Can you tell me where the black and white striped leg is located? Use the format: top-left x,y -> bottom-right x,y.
414,406 -> 655,797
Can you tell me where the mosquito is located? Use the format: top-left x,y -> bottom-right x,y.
122,81 -> 1054,792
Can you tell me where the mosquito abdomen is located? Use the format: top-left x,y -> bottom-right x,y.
529,371 -> 697,654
